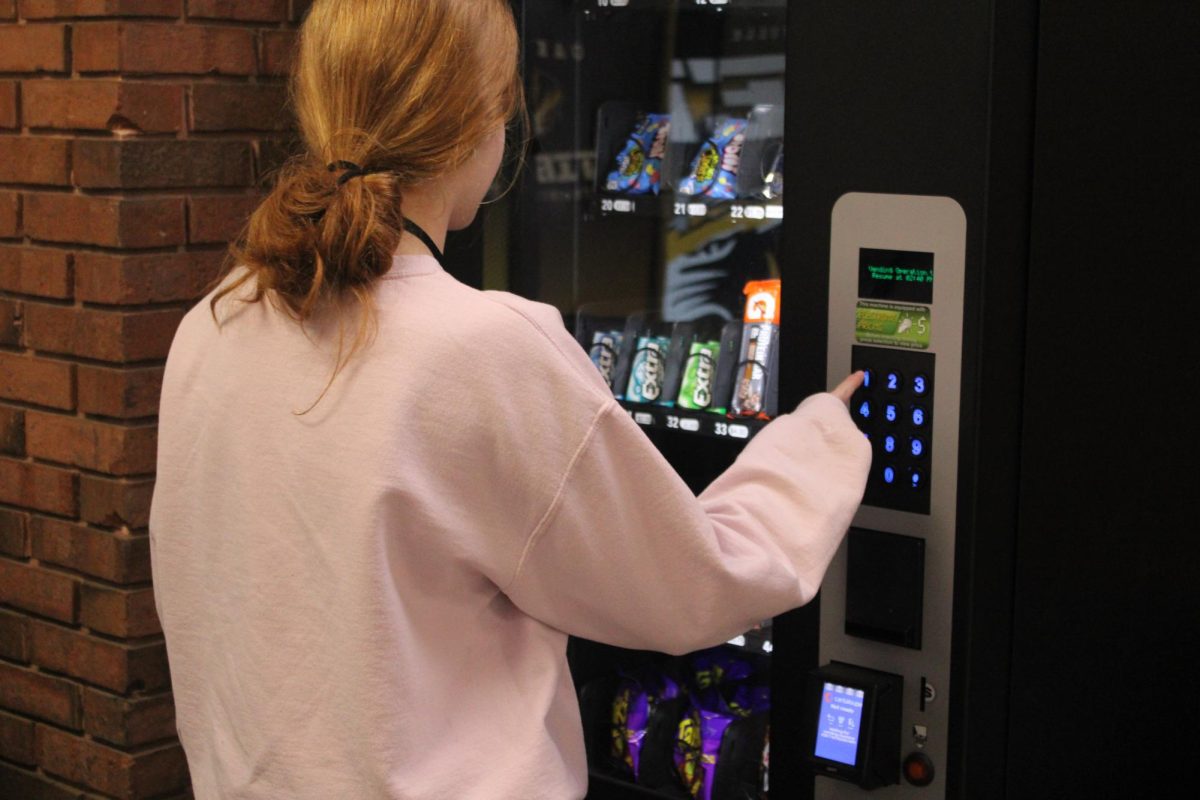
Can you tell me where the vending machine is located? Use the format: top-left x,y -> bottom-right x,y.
509,2 -> 791,797
486,2 -> 1196,799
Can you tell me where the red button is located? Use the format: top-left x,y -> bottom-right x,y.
903,752 -> 935,787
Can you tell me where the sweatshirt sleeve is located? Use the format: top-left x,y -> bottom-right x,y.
502,392 -> 872,655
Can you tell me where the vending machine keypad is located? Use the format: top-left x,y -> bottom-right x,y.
850,345 -> 935,515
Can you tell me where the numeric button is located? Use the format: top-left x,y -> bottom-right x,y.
856,399 -> 873,424
912,374 -> 929,396
910,405 -> 927,428
885,371 -> 904,393
909,436 -> 926,459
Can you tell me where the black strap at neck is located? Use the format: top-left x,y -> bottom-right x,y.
403,219 -> 445,267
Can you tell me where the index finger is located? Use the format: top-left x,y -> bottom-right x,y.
831,371 -> 865,405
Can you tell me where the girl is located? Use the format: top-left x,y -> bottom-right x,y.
149,1 -> 870,798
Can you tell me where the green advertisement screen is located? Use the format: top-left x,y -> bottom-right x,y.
858,248 -> 934,304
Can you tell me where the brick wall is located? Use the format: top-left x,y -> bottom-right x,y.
0,2 -> 308,797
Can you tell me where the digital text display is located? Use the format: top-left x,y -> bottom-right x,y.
814,682 -> 865,766
859,248 -> 935,304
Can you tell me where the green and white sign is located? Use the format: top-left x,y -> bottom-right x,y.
855,301 -> 931,349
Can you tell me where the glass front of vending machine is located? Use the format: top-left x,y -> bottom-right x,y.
500,2 -> 796,798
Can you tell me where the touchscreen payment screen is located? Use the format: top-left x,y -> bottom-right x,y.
814,682 -> 865,765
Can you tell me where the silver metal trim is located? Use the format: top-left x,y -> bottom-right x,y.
818,193 -> 967,799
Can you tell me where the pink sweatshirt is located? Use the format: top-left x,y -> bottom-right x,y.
150,254 -> 871,800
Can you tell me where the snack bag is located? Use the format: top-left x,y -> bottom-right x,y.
612,673 -> 681,779
626,335 -> 671,403
697,708 -> 738,800
588,330 -> 623,389
677,340 -> 723,412
606,114 -> 671,195
731,279 -> 781,419
677,118 -> 748,200
692,650 -> 754,691
611,679 -> 638,774
674,703 -> 704,798
628,675 -> 681,778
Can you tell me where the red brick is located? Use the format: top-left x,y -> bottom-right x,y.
30,619 -> 170,693
37,725 -> 188,799
190,83 -> 289,131
22,303 -> 186,362
0,608 -> 31,660
0,297 -> 21,344
260,28 -> 296,76
24,193 -> 186,249
25,411 -> 157,475
0,136 -> 71,185
0,710 -> 35,766
0,353 -> 75,409
190,0 -> 284,22
0,559 -> 78,622
0,0 -> 13,18
188,193 -> 259,243
30,516 -> 149,583
80,583 -> 160,637
0,763 -> 86,800
75,21 -> 256,75
79,475 -> 153,528
23,80 -> 184,133
0,246 -> 73,299
77,364 -> 163,419
82,688 -> 175,748
0,661 -> 81,727
0,507 -> 30,557
0,81 -> 16,129
0,458 -> 77,516
74,138 -> 253,190
20,0 -> 182,18
0,403 -> 22,455
76,250 -> 222,305
0,24 -> 68,73
0,191 -> 18,237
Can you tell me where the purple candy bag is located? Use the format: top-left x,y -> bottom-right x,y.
727,684 -> 771,718
697,708 -> 737,800
618,673 -> 680,779
673,702 -> 704,798
692,649 -> 754,690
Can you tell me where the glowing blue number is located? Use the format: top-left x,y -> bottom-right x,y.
914,376 -> 927,395
883,466 -> 896,484
887,373 -> 899,390
911,471 -> 922,488
884,435 -> 896,453
911,438 -> 924,457
858,401 -> 871,419
886,405 -> 898,423
863,371 -> 872,388
912,408 -> 926,426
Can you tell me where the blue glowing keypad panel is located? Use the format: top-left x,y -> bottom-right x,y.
850,345 -> 935,515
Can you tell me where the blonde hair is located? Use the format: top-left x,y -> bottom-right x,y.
211,0 -> 523,410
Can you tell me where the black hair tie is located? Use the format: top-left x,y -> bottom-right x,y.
327,160 -> 386,186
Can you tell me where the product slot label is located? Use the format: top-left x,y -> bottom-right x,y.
854,301 -> 931,350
